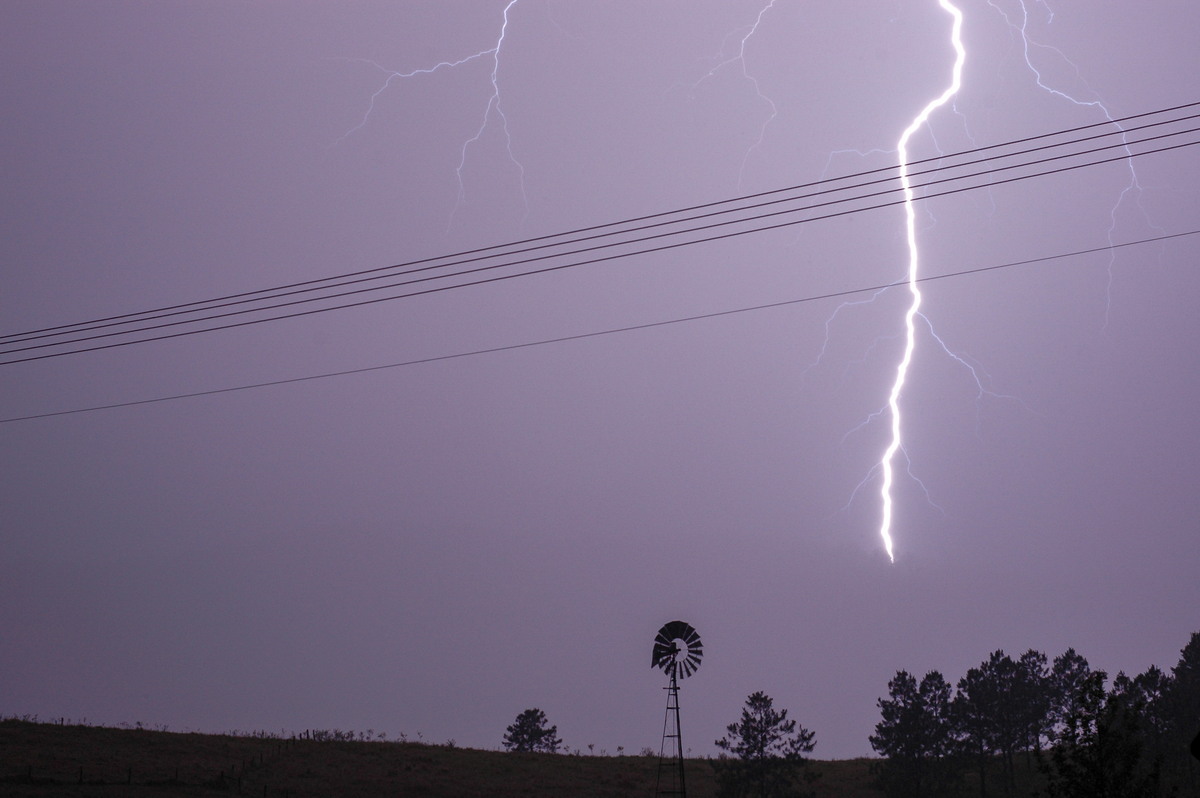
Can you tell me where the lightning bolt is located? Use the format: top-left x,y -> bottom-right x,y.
334,0 -> 526,228
455,0 -> 527,226
988,0 -> 1162,321
877,0 -> 966,562
693,1 -> 780,188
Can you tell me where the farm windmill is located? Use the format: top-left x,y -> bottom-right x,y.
651,620 -> 703,797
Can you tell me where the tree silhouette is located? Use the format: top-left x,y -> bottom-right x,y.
1048,648 -> 1096,739
863,631 -> 1200,798
1110,669 -> 1169,793
713,691 -> 818,798
1039,669 -> 1158,798
1014,649 -> 1052,761
870,669 -> 957,797
1163,632 -> 1200,791
953,662 -> 992,795
501,708 -> 562,753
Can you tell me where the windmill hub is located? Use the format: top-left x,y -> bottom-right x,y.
652,621 -> 703,680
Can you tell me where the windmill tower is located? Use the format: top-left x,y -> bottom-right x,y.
650,620 -> 703,798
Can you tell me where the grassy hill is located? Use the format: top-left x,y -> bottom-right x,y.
1,718 -> 883,797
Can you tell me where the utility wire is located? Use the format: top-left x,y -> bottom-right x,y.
2,123 -> 1197,366
3,228 -> 1195,424
3,99 -> 1197,348
8,107 -> 1198,349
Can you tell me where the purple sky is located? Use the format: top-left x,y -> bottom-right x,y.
3,1 -> 1198,759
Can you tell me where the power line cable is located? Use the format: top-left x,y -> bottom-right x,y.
2,125 -> 1196,366
3,228 -> 1195,424
3,99 -> 1197,346
8,107 -> 1197,350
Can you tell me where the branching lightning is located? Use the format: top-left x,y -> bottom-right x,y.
716,0 -> 989,560
988,0 -> 1162,320
328,1 -> 1156,565
876,0 -> 965,562
335,0 -> 526,227
693,1 -> 780,188
455,0 -> 527,224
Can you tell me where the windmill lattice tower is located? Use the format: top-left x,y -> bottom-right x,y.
651,621 -> 703,798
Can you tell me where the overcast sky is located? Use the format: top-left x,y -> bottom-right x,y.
3,1 -> 1198,759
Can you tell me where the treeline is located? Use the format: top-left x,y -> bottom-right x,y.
869,631 -> 1200,797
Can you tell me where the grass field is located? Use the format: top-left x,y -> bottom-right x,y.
1,718 -> 885,797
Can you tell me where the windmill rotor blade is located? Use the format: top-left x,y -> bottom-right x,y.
662,621 -> 688,639
653,632 -> 680,666
652,621 -> 701,678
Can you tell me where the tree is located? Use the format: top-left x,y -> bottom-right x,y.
953,660 -> 997,796
983,651 -> 1024,791
1014,649 -> 1053,760
1162,632 -> 1200,792
870,669 -> 957,797
713,691 -> 818,798
1109,668 -> 1169,793
1039,670 -> 1158,798
953,650 -> 1028,796
1125,665 -> 1171,762
1048,648 -> 1096,739
501,708 -> 562,753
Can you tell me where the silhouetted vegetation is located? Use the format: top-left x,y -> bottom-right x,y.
870,670 -> 956,797
870,630 -> 1200,797
502,707 -> 563,753
0,718 -> 881,797
6,632 -> 1196,796
713,690 -> 820,797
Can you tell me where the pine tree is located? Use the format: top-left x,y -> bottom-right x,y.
870,670 -> 957,797
713,691 -> 818,798
1163,632 -> 1200,791
1040,671 -> 1158,798
501,708 -> 562,753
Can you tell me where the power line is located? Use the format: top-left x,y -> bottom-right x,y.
3,228 -> 1195,424
7,111 -> 1197,347
3,121 -> 1198,365
2,100 -> 1197,357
